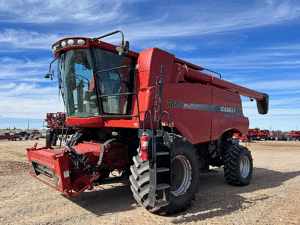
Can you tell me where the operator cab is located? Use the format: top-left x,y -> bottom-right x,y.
48,31 -> 139,127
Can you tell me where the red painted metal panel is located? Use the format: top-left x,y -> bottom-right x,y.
159,83 -> 212,144
26,146 -> 72,196
137,48 -> 175,88
131,86 -> 155,123
73,142 -> 103,156
66,116 -> 104,128
175,58 -> 206,71
211,87 -> 249,141
103,120 -> 141,128
185,66 -> 212,84
171,63 -> 186,83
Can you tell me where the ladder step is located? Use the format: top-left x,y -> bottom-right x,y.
156,183 -> 170,190
157,167 -> 170,173
156,151 -> 169,156
149,200 -> 169,212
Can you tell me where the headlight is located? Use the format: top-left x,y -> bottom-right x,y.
77,39 -> 85,45
68,39 -> 74,45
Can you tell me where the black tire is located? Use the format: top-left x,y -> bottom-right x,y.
52,135 -> 57,146
25,134 -> 29,140
223,145 -> 253,186
11,137 -> 16,141
46,129 -> 52,146
129,135 -> 199,215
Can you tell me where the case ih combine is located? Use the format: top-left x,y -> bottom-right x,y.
258,129 -> 270,140
26,31 -> 269,215
248,128 -> 260,140
232,133 -> 250,142
290,130 -> 300,141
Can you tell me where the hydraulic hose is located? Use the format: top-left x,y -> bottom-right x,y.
96,138 -> 117,168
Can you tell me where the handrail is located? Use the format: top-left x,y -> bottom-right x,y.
95,65 -> 140,123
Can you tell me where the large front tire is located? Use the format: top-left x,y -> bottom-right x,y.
223,145 -> 253,186
129,135 -> 199,215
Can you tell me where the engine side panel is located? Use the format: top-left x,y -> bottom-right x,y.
158,83 -> 212,144
211,87 -> 249,141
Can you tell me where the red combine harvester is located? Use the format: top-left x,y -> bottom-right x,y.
290,130 -> 300,141
248,128 -> 260,140
45,112 -> 76,146
232,133 -> 250,142
26,31 -> 269,215
258,129 -> 270,140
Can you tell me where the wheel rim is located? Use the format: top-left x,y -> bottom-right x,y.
171,155 -> 192,197
240,156 -> 250,178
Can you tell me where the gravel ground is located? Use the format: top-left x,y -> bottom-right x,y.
0,140 -> 300,225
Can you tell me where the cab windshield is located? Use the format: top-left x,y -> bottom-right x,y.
58,48 -> 132,118
59,49 -> 97,118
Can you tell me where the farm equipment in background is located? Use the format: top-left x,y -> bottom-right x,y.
290,130 -> 300,141
45,112 -> 76,146
232,133 -> 250,143
270,130 -> 290,141
258,129 -> 270,140
26,30 -> 269,215
248,128 -> 260,140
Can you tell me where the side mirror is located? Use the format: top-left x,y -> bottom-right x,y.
92,31 -> 129,56
45,59 -> 57,80
45,70 -> 54,80
116,41 -> 129,56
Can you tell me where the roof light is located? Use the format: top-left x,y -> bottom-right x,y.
77,39 -> 85,45
52,38 -> 87,54
68,39 -> 74,45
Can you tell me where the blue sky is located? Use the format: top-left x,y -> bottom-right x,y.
0,0 -> 299,131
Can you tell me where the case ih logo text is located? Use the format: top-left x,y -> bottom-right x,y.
220,106 -> 235,114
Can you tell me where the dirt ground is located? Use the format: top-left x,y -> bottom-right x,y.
0,139 -> 300,225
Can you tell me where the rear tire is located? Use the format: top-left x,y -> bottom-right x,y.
129,135 -> 199,215
223,145 -> 253,186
